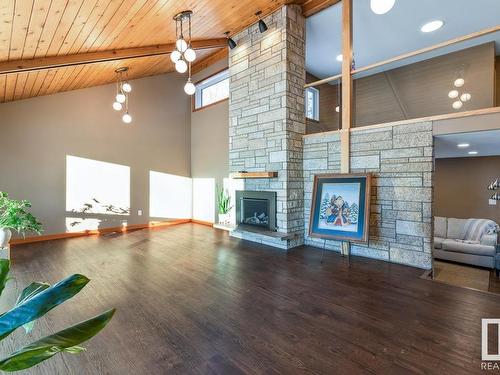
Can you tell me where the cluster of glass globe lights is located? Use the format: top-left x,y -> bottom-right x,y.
170,10 -> 197,95
112,67 -> 133,124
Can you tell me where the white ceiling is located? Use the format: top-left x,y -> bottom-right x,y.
306,0 -> 500,79
434,130 -> 500,159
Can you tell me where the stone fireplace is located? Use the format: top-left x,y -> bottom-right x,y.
236,191 -> 277,231
228,4 -> 306,249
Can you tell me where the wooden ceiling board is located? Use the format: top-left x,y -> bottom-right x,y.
0,0 -> 321,102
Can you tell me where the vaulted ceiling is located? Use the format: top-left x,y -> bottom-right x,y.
0,0 -> 334,103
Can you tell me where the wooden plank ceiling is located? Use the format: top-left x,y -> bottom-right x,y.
1,0 -> 309,103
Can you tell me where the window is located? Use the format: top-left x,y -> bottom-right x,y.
194,69 -> 229,109
305,87 -> 319,121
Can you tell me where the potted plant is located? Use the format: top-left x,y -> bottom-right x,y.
0,192 -> 42,248
217,186 -> 232,225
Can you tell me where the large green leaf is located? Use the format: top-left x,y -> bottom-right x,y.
0,259 -> 10,298
0,308 -> 115,372
0,274 -> 89,340
15,282 -> 50,333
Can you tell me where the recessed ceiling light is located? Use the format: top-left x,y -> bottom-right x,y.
421,20 -> 444,33
468,151 -> 478,155
457,143 -> 469,148
370,0 -> 396,15
336,54 -> 343,62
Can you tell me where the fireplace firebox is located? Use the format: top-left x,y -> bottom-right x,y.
236,191 -> 277,231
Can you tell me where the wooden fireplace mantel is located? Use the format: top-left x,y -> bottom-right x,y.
229,172 -> 278,179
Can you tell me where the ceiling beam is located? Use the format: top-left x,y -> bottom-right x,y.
192,48 -> 228,75
0,39 -> 227,75
302,0 -> 341,17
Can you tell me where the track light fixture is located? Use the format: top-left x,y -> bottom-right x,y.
224,31 -> 237,50
255,11 -> 268,33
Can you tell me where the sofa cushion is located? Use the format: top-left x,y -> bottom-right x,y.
434,217 -> 447,238
463,219 -> 500,242
434,237 -> 444,249
442,239 -> 496,257
446,218 -> 467,240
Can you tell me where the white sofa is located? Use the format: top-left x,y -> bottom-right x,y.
434,217 -> 498,268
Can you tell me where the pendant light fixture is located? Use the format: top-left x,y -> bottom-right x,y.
184,62 -> 196,95
113,67 -> 133,124
255,11 -> 268,33
172,10 -> 198,95
172,11 -> 196,72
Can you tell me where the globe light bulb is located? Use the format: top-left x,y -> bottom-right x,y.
122,112 -> 132,124
176,38 -> 188,53
175,59 -> 188,73
452,100 -> 463,110
170,50 -> 181,63
122,82 -> 132,93
454,78 -> 465,87
116,92 -> 126,103
184,47 -> 196,62
370,0 -> 395,15
112,101 -> 122,111
448,90 -> 458,99
184,79 -> 196,95
460,93 -> 471,102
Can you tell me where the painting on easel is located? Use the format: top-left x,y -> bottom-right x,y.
309,173 -> 371,243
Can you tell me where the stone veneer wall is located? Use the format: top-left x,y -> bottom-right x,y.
228,5 -> 306,249
303,122 -> 434,269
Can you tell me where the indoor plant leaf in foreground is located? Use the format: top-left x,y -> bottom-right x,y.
14,282 -> 51,333
0,274 -> 89,340
0,308 -> 115,372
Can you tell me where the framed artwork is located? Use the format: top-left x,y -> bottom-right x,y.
309,173 -> 372,243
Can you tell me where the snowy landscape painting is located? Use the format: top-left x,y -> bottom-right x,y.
309,174 -> 371,243
317,182 -> 360,232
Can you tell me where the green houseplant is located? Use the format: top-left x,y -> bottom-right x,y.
216,186 -> 232,225
0,259 -> 115,372
0,192 -> 42,248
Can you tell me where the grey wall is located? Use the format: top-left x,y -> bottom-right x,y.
0,73 -> 191,235
191,59 -> 229,222
303,122 -> 434,269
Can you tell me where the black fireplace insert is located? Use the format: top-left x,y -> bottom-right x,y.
236,190 -> 277,231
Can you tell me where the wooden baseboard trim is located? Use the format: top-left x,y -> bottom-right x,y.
191,219 -> 214,227
10,219 -> 192,246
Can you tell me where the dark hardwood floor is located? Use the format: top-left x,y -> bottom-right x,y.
2,223 -> 499,374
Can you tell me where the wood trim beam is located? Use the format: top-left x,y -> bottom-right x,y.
340,0 -> 352,174
192,48 -> 228,75
0,39 -> 227,75
352,25 -> 500,75
302,0 -> 341,17
302,106 -> 500,139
